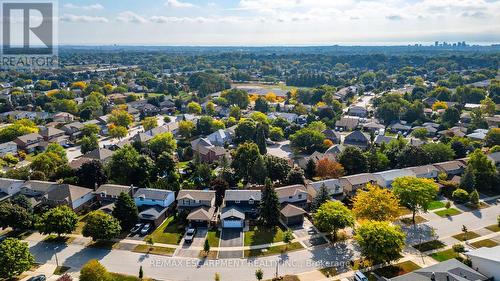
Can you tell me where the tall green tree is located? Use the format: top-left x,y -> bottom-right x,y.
259,179 -> 280,228
82,211 -> 122,241
231,142 -> 261,182
313,201 -> 354,242
311,183 -> 330,211
338,146 -> 368,175
112,192 -> 139,231
467,149 -> 498,192
255,123 -> 267,154
0,238 -> 34,279
355,221 -> 406,263
36,205 -> 78,237
392,177 -> 438,224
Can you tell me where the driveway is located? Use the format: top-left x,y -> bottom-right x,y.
218,228 -> 243,259
290,218 -> 328,248
175,227 -> 207,258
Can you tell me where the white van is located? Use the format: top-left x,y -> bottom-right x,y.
354,271 -> 368,281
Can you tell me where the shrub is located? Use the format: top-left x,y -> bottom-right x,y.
452,188 -> 469,203
452,243 -> 465,253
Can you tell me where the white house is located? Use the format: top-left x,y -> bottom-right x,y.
373,169 -> 416,187
133,188 -> 175,208
267,112 -> 298,123
0,141 -> 17,156
0,178 -> 24,200
275,185 -> 308,207
207,129 -> 232,146
405,165 -> 440,179
307,179 -> 343,198
467,246 -> 500,280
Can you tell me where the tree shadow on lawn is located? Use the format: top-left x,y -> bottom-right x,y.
62,245 -> 112,269
310,240 -> 359,274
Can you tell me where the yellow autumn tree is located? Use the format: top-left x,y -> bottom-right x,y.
352,184 -> 401,222
432,101 -> 448,111
265,92 -> 277,102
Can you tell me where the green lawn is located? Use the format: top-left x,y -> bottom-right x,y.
452,231 -> 480,241
319,267 -> 337,277
206,230 -> 220,247
372,261 -> 421,279
147,216 -> 184,245
132,244 -> 175,256
430,249 -> 460,262
434,208 -> 462,217
413,240 -> 446,252
485,224 -> 500,232
428,201 -> 446,210
73,213 -> 89,234
53,266 -> 70,275
470,239 -> 499,248
244,242 -> 303,257
244,225 -> 285,246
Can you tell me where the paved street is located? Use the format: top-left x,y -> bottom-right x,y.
25,198 -> 500,281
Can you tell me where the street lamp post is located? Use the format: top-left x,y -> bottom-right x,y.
54,246 -> 59,268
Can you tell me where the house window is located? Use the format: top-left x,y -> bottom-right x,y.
195,200 -> 200,204
288,196 -> 293,199
235,200 -> 240,204
249,199 -> 254,204
298,194 -> 302,199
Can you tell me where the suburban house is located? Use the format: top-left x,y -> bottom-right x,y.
267,112 -> 298,123
335,116 -> 359,131
362,121 -> 385,133
373,169 -> 416,187
14,133 -> 45,153
176,189 -> 217,227
83,148 -> 114,163
95,184 -> 136,203
52,112 -> 75,123
275,185 -> 308,208
191,138 -> 229,163
434,160 -> 467,178
347,106 -> 368,118
40,127 -> 67,143
60,122 -> 84,139
467,246 -> 500,280
374,135 -> 396,145
389,259 -> 488,281
0,141 -> 17,156
487,152 -> 500,168
307,179 -> 343,200
280,204 -> 307,226
322,129 -> 341,144
221,190 -> 261,228
344,130 -> 370,149
405,165 -> 441,179
207,129 -> 232,146
339,173 -> 376,195
133,188 -> 175,227
0,178 -> 24,202
43,184 -> 95,212
387,121 -> 411,134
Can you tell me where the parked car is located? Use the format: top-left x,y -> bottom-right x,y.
131,223 -> 143,234
28,275 -> 46,281
354,271 -> 368,281
184,228 -> 196,244
140,223 -> 152,235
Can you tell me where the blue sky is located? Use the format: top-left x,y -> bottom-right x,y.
54,0 -> 500,45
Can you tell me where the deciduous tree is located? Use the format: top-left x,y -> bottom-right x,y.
313,201 -> 354,242
355,221 -> 406,263
352,184 -> 401,222
36,205 -> 78,237
0,238 -> 34,279
82,211 -> 122,241
392,177 -> 438,224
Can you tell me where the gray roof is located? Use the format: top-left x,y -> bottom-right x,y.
487,152 -> 500,164
224,190 -> 261,202
84,148 -> 114,161
221,207 -> 245,220
134,188 -> 173,201
390,259 -> 487,281
177,190 -> 215,201
95,184 -> 134,197
138,205 -> 168,220
280,204 -> 306,217
16,133 -> 43,143
46,184 -> 93,203
275,185 -> 307,199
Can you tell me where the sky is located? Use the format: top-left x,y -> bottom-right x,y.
28,0 -> 500,45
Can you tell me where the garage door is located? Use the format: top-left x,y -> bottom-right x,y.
223,219 -> 243,228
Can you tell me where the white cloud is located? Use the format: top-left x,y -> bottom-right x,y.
116,11 -> 148,23
64,3 -> 104,11
165,0 -> 196,8
386,15 -> 403,20
60,14 -> 108,23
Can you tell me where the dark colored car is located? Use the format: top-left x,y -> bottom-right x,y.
28,275 -> 46,281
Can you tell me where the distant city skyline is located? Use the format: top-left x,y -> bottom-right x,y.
14,0 -> 500,45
